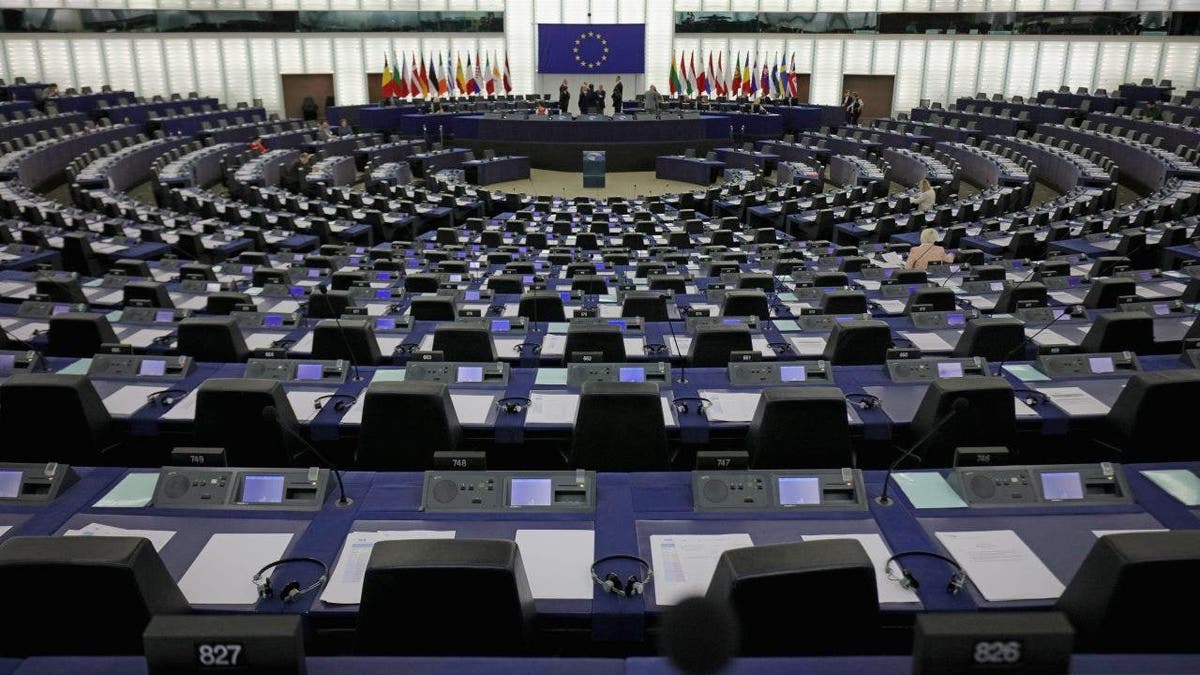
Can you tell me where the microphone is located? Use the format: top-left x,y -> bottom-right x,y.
315,282 -> 362,382
0,324 -> 41,353
260,405 -> 352,508
666,299 -> 687,384
993,301 -> 1074,377
660,596 -> 740,675
876,397 -> 969,506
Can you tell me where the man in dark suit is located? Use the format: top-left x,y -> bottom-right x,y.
284,152 -> 312,194
612,76 -> 624,114
559,79 -> 571,114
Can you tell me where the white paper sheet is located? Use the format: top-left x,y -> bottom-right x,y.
244,332 -> 287,351
64,522 -> 175,552
540,334 -> 567,356
650,533 -> 754,606
1038,386 -> 1111,416
698,390 -> 762,423
286,389 -> 329,422
515,529 -> 595,600
178,532 -> 294,605
623,336 -> 646,356
0,526 -> 10,538
120,328 -> 174,348
159,390 -> 199,421
750,336 -> 777,358
1092,529 -> 1167,538
666,336 -> 692,356
320,530 -> 456,604
451,393 -> 497,425
787,336 -> 827,356
289,333 -> 315,354
101,385 -> 162,417
802,534 -> 920,604
1026,329 -> 1075,347
899,332 -> 954,352
176,296 -> 209,311
525,392 -> 580,425
936,530 -> 1064,601
0,321 -> 47,342
874,299 -> 908,314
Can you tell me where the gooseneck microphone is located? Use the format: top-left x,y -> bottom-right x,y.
876,397 -> 970,506
316,282 -> 362,382
261,405 -> 352,507
993,302 -> 1074,377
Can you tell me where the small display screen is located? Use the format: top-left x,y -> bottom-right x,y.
376,317 -> 395,330
559,292 -> 572,302
778,477 -> 821,505
307,269 -> 321,278
1088,357 -> 1115,374
509,478 -> 553,506
206,282 -> 222,293
376,272 -> 391,281
449,274 -> 462,283
288,286 -> 305,297
154,310 -> 175,323
1153,303 -> 1170,316
937,362 -> 964,378
375,289 -> 391,300
0,470 -> 23,499
989,281 -> 1005,292
1041,472 -> 1084,500
618,367 -> 645,383
1067,277 -> 1082,287
263,315 -> 284,328
946,312 -> 966,327
0,354 -> 16,377
464,290 -> 481,301
606,319 -> 627,331
722,318 -> 741,325
835,316 -> 853,322
491,319 -> 511,332
295,363 -> 323,380
241,475 -> 286,504
457,366 -> 484,383
51,305 -> 71,315
780,365 -> 807,382
138,359 -> 166,376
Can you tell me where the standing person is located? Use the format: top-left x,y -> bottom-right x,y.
914,178 -> 936,213
559,79 -> 571,114
587,83 -> 598,114
644,85 -> 662,114
612,76 -> 624,113
842,90 -> 853,123
578,83 -> 588,115
850,92 -> 864,125
597,84 -> 606,114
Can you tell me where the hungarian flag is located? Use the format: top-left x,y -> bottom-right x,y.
380,54 -> 397,98
731,53 -> 741,95
669,53 -> 681,95
694,52 -> 707,96
485,52 -> 495,95
502,52 -> 512,93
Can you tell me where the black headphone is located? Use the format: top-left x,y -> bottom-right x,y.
515,342 -> 541,355
673,396 -> 711,415
590,554 -> 653,598
1012,388 -> 1050,407
252,557 -> 328,603
151,332 -> 178,346
845,393 -> 881,410
313,393 -> 356,412
496,396 -> 532,414
146,388 -> 188,408
884,551 -> 968,595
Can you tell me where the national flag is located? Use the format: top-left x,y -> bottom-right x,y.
437,54 -> 449,96
759,63 -> 769,96
429,55 -> 440,97
742,54 -> 751,95
678,53 -> 689,95
491,52 -> 502,95
472,53 -> 483,94
409,54 -> 420,98
455,53 -> 467,94
394,50 -> 409,99
770,59 -> 780,98
668,53 -> 681,95
687,52 -> 697,96
715,52 -> 725,97
731,53 -> 741,95
503,52 -> 512,93
485,52 -> 495,95
380,53 -> 397,99
749,55 -> 757,95
418,54 -> 429,97
705,53 -> 715,96
779,51 -> 788,97
695,52 -> 707,96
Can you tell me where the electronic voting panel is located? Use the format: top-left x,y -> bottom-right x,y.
567,362 -> 670,387
887,357 -> 989,382
693,469 -> 868,511
0,463 -> 78,502
422,470 -> 596,512
243,358 -> 350,384
947,463 -> 1133,506
1035,352 -> 1140,378
727,360 -> 832,385
87,354 -> 195,380
151,467 -> 331,510
406,362 -> 509,385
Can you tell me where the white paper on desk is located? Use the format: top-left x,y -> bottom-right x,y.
240,333 -> 281,351
1048,291 -> 1082,305
179,532 -> 293,605
660,396 -> 677,428
541,334 -> 567,356
0,321 -> 47,342
666,336 -> 692,356
856,279 -> 882,291
0,526 -> 11,538
418,334 -> 435,352
526,392 -> 580,425
159,390 -> 198,421
899,332 -> 954,352
650,533 -> 754,606
699,390 -> 761,423
623,336 -> 646,356
1013,397 -> 1039,418
881,252 -> 905,266
119,328 -> 174,349
452,393 -> 497,425
321,530 -> 456,604
936,530 -> 1064,602
1135,286 -> 1167,299
285,390 -> 329,422
176,296 -> 209,311
1092,529 -> 1167,539
749,336 -> 777,358
289,333 -> 315,354
802,534 -> 920,605
87,291 -> 125,305
515,529 -> 595,600
64,522 -> 175,553
874,299 -> 907,314
598,305 -> 622,318
1160,281 -> 1187,293
101,385 -> 163,417
787,336 -> 827,357
960,295 -> 996,311
1039,386 -> 1110,416
269,300 -> 302,314
1026,329 -> 1074,347
492,337 -> 525,358
0,281 -> 31,296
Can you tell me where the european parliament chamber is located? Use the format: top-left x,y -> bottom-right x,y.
1,2 -> 1200,674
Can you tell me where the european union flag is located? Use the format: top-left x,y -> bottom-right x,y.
537,24 -> 645,74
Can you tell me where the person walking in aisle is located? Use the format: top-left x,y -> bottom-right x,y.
612,76 -> 624,113
597,84 -> 607,114
559,79 -> 571,114
578,83 -> 589,115
644,85 -> 662,114
850,92 -> 864,125
913,178 -> 936,213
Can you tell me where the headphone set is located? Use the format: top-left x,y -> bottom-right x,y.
313,393 -> 357,412
496,397 -> 532,414
673,396 -> 712,415
1012,388 -> 1051,407
151,333 -> 178,346
845,393 -> 881,410
590,554 -> 653,598
145,388 -> 188,408
252,557 -> 329,604
514,342 -> 541,355
884,551 -> 968,595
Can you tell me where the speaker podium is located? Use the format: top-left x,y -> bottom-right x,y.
582,150 -> 606,188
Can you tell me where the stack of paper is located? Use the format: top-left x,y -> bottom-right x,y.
1038,386 -> 1110,416
525,392 -> 580,425
650,533 -> 754,606
64,522 -> 175,552
698,390 -> 762,424
515,529 -> 595,600
178,532 -> 293,605
787,336 -> 827,357
321,530 -> 456,604
936,530 -> 1064,601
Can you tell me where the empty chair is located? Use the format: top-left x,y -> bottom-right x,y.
820,290 -> 868,315
404,274 -> 441,293
688,324 -> 753,367
746,387 -> 851,468
355,539 -> 533,655
487,275 -> 525,294
569,382 -> 668,470
571,275 -> 608,295
621,292 -> 670,322
1083,278 -> 1135,309
952,317 -> 1025,361
194,378 -> 300,467
721,290 -> 769,320
1058,531 -> 1200,653
811,272 -> 849,287
993,282 -> 1047,313
904,287 -> 956,313
910,377 -> 1015,467
564,324 -> 625,362
408,296 -> 456,321
822,320 -> 891,365
123,282 -> 173,308
306,290 -> 352,319
706,540 -> 879,655
0,374 -> 111,465
313,318 -> 384,365
1079,312 -> 1152,354
1103,370 -> 1200,461
47,312 -> 119,357
1088,256 -> 1131,279
649,275 -> 688,294
356,381 -> 462,470
431,323 -> 496,362
176,316 -> 250,362
60,233 -> 104,276
205,292 -> 252,315
737,273 -> 775,292
518,291 -> 567,322
0,537 -> 188,656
